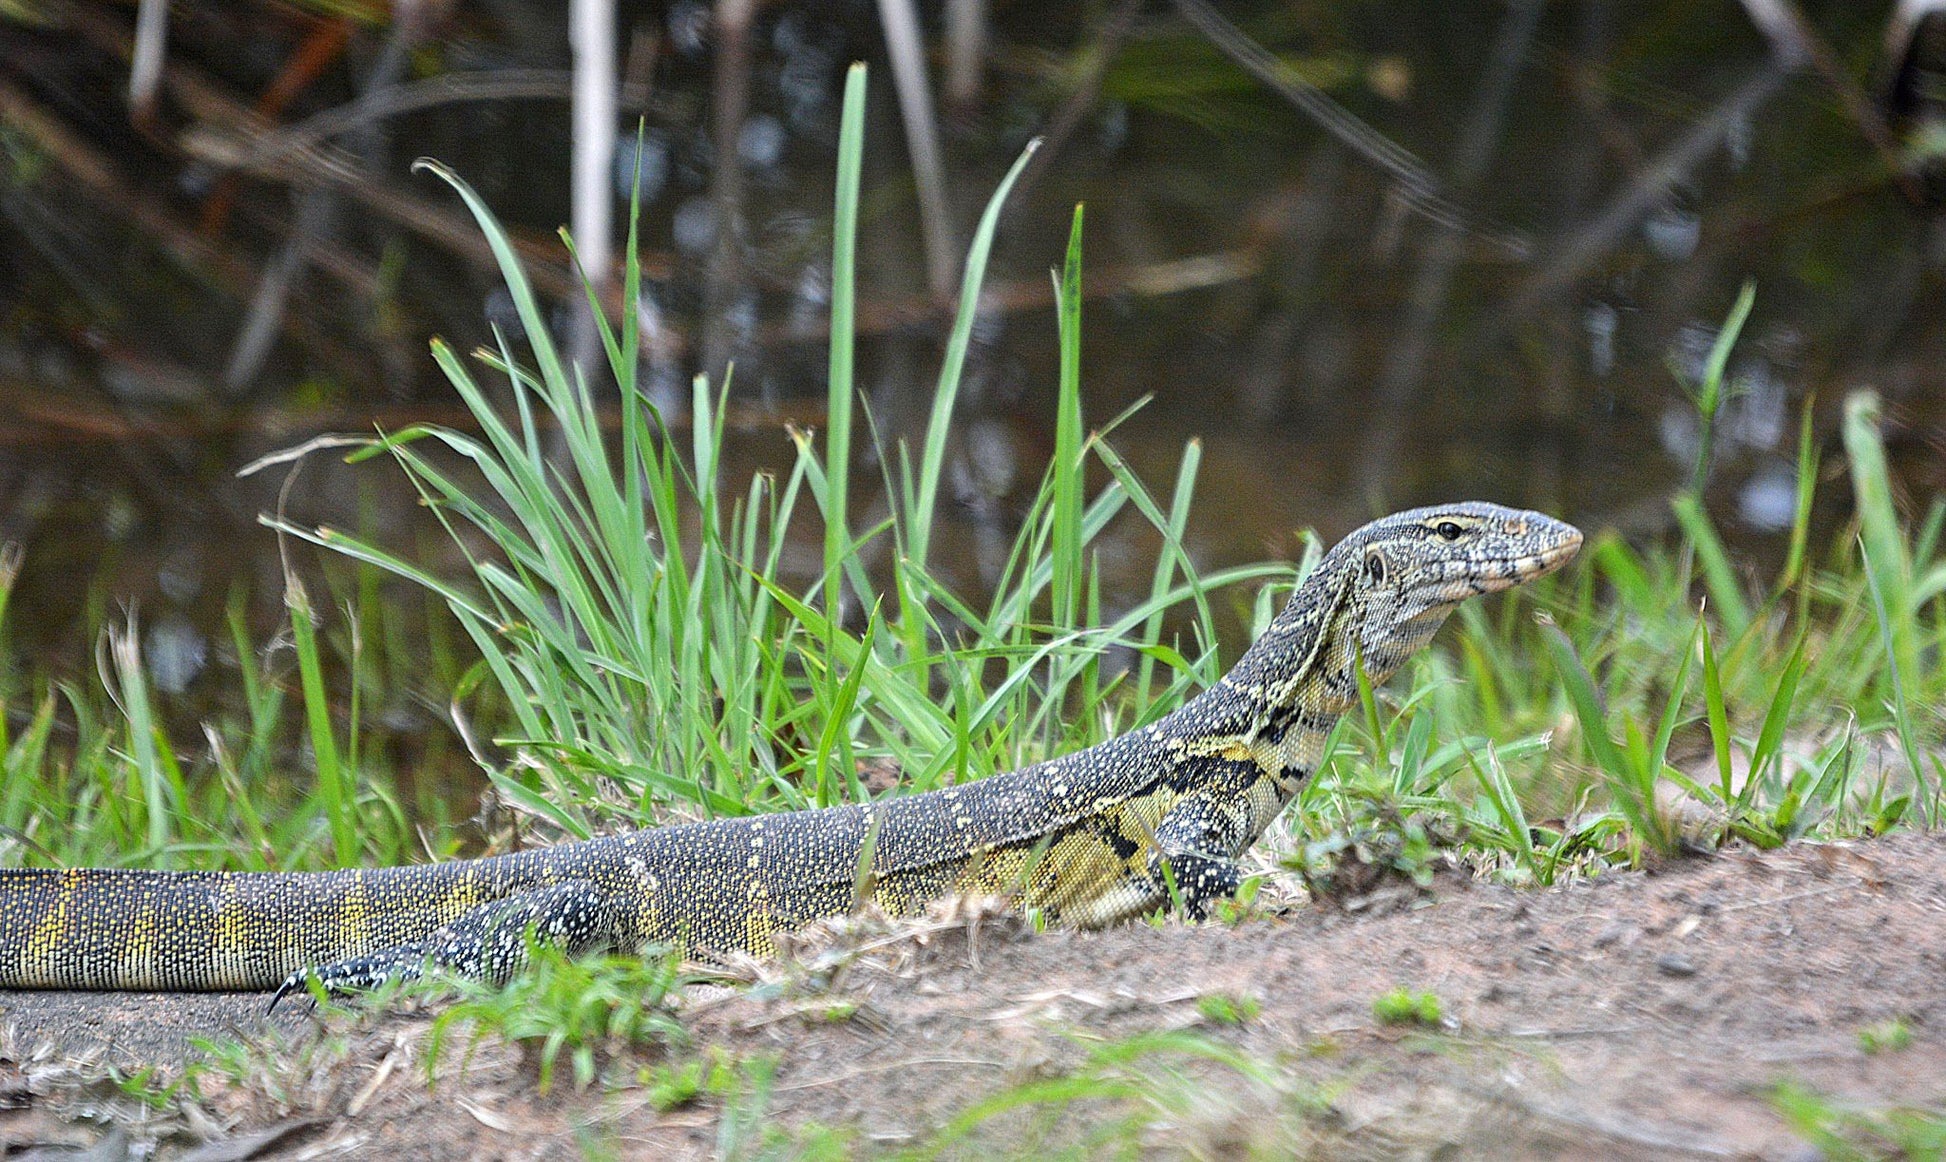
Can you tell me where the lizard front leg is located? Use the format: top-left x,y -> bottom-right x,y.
269,879 -> 622,1009
1145,794 -> 1251,919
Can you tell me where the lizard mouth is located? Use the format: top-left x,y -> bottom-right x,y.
1468,524 -> 1584,594
1521,526 -> 1584,578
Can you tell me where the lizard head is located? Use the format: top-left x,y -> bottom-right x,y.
1336,501 -> 1582,675
1164,501 -> 1582,752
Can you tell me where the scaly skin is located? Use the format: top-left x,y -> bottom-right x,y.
0,502 -> 1580,999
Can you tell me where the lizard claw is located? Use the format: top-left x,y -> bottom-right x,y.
267,970 -> 308,1014
1152,849 -> 1243,920
261,879 -> 617,1009
266,952 -> 427,1013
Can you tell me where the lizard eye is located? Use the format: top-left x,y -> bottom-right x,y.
1436,521 -> 1464,541
1364,551 -> 1387,584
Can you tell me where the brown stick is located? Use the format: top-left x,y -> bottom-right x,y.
1013,0 -> 1144,203
197,15 -> 354,236
0,76 -> 369,384
1738,0 -> 1925,205
0,381 -> 832,446
1509,63 -> 1794,317
65,4 -> 664,308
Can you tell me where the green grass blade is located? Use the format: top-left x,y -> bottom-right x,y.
1778,395 -> 1819,597
1684,280 -> 1755,496
414,160 -> 569,412
1860,539 -> 1934,828
1698,615 -> 1735,802
1846,391 -> 1919,699
905,137 -> 1042,577
814,606 -> 879,808
1050,203 -> 1086,633
286,578 -> 355,865
103,619 -> 173,863
1650,614 -> 1701,779
1136,440 -> 1203,707
823,63 -> 865,639
1671,493 -> 1751,642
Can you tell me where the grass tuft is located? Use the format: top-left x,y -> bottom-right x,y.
1281,291 -> 1943,888
1372,988 -> 1445,1028
426,941 -> 687,1093
249,70 -> 1270,839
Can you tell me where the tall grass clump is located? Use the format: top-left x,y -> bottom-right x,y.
1285,287 -> 1944,886
0,560 -> 445,871
267,65 -> 1282,836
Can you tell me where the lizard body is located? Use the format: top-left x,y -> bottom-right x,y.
0,502 -> 1579,996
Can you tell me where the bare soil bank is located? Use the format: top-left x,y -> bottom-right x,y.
5,833 -> 1944,1159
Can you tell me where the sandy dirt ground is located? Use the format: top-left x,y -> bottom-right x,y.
4,833 -> 1944,1159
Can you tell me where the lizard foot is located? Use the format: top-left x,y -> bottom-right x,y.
1152,850 -> 1243,920
268,878 -> 618,1012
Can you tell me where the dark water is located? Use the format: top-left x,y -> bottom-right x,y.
1,1 -> 1942,713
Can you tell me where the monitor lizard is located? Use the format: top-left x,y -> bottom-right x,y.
0,502 -> 1580,1002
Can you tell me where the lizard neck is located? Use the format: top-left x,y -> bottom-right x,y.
1155,554 -> 1360,786
1156,548 -> 1456,804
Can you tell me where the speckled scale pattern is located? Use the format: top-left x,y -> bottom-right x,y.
0,502 -> 1581,993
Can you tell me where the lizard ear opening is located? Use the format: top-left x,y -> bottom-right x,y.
1364,550 -> 1387,585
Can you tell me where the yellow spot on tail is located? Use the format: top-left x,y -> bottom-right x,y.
120,881 -> 158,988
436,874 -> 486,933
743,910 -> 776,957
27,871 -> 78,962
211,876 -> 245,952
337,873 -> 374,952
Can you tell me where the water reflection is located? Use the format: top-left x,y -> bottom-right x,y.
738,114 -> 787,171
672,197 -> 717,255
1584,302 -> 1619,378
1643,198 -> 1702,261
1739,463 -> 1799,533
145,616 -> 208,695
0,1 -> 1941,695
613,131 -> 671,204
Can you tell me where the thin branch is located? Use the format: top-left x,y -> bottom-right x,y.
878,0 -> 959,300
1172,0 -> 1527,258
1356,0 -> 1544,504
1015,0 -> 1144,202
219,72 -> 665,177
1737,0 -> 1924,204
127,0 -> 168,125
943,0 -> 987,116
1510,63 -> 1793,317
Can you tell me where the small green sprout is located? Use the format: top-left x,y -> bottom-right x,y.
1858,1018 -> 1913,1055
1197,992 -> 1262,1026
1372,987 -> 1444,1027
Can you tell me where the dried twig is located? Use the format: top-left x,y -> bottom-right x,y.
1739,0 -> 1925,204
1510,63 -> 1794,317
878,0 -> 959,299
1173,0 -> 1526,257
230,71 -> 665,177
0,77 -> 368,385
67,6 -> 664,310
1014,0 -> 1144,202
1356,0 -> 1544,504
